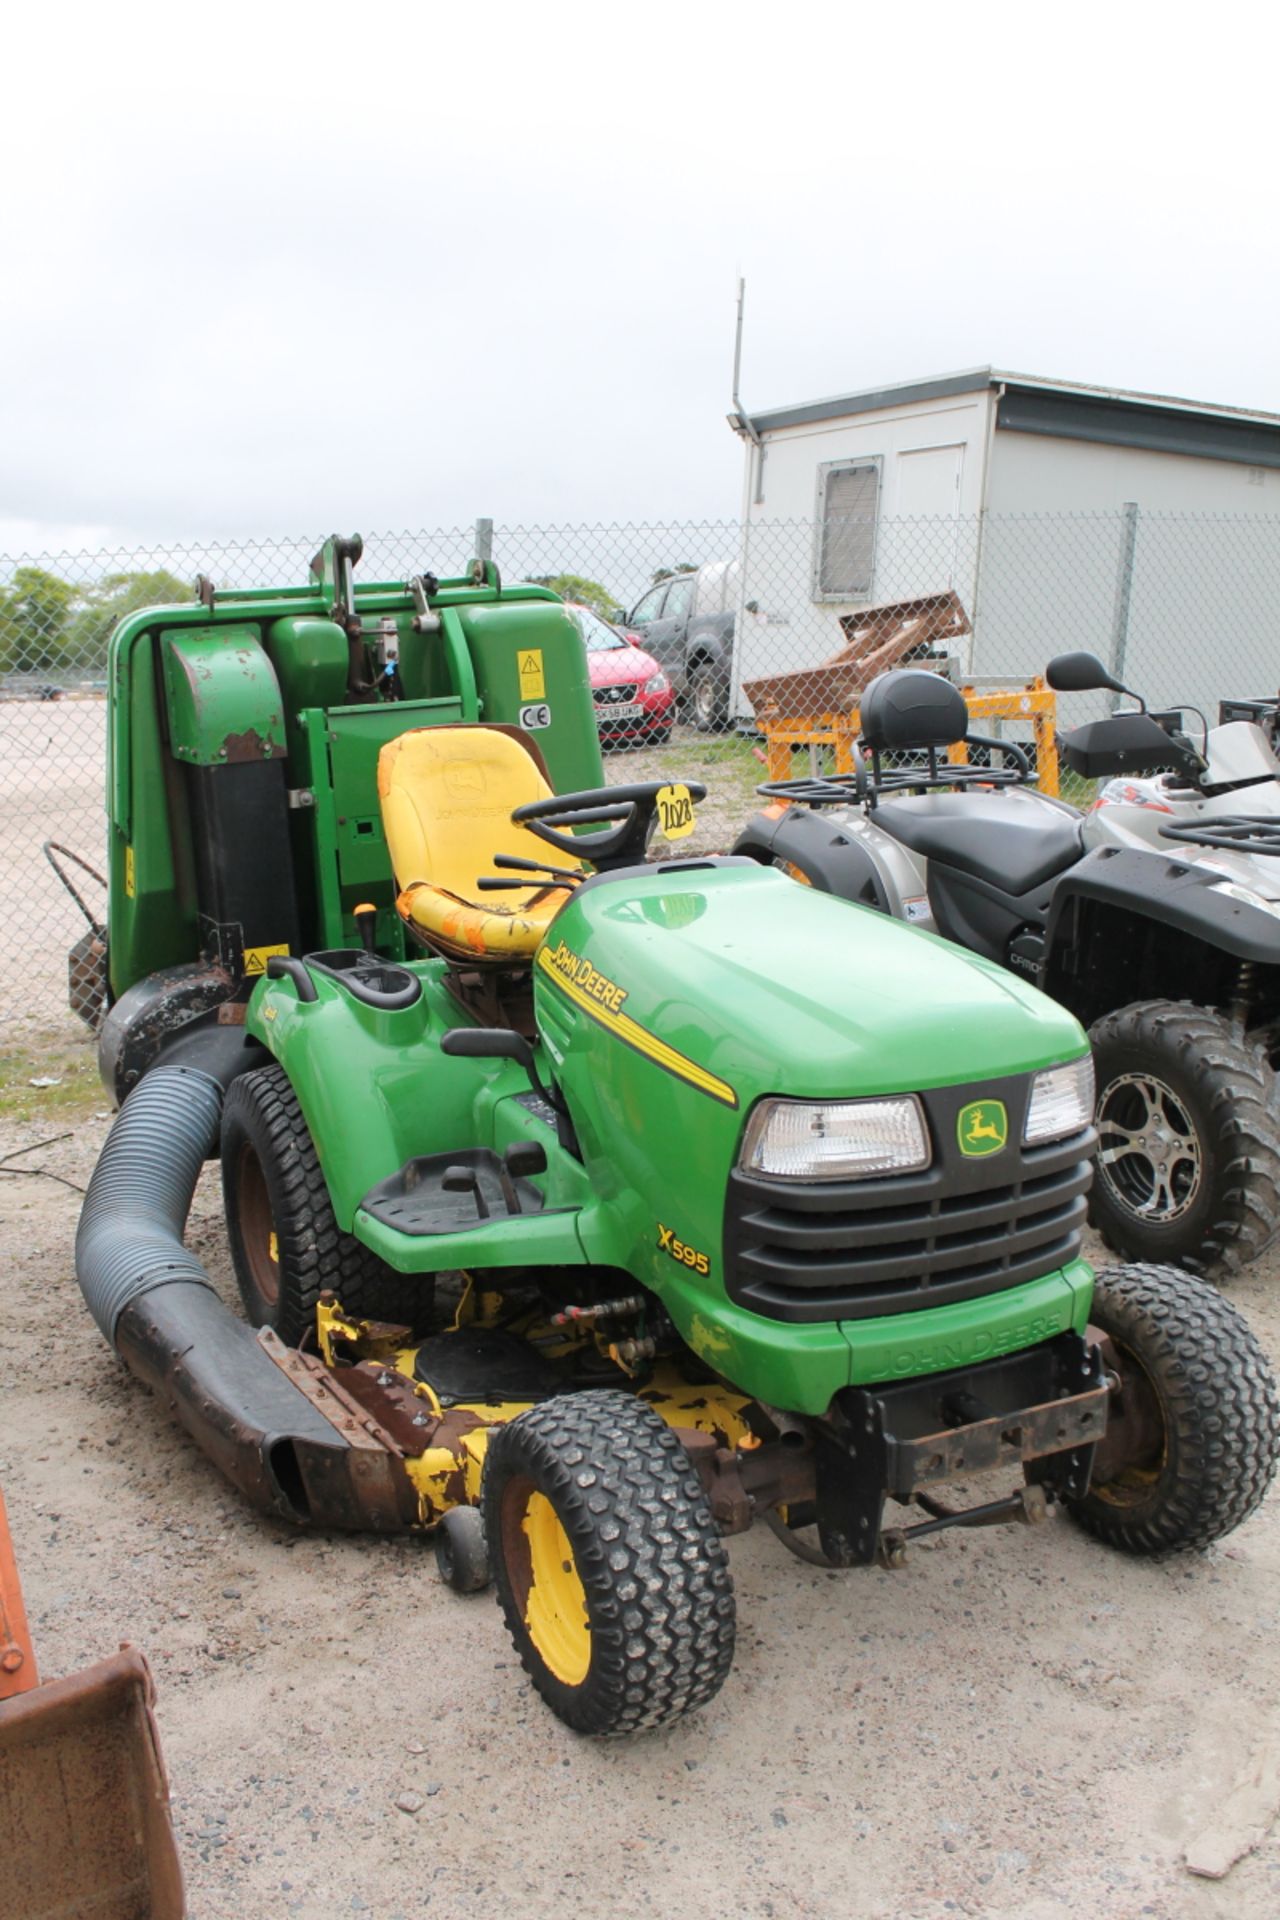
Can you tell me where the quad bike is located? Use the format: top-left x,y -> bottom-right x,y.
735,661 -> 1280,1281
72,540 -> 1279,1737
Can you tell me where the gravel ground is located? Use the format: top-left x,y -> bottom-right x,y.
3,1055 -> 1279,1920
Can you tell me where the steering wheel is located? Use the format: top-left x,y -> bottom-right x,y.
514,780 -> 708,873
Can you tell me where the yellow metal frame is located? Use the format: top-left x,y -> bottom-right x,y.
760,677 -> 1060,796
314,1295 -> 758,1529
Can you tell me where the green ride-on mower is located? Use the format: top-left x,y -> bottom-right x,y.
73,538 -> 1279,1735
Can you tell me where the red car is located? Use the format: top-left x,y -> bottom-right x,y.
566,603 -> 675,747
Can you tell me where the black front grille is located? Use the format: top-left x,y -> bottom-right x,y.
724,1074 -> 1094,1323
593,682 -> 639,706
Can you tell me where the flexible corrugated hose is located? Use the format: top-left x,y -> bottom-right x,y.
75,1064 -> 221,1345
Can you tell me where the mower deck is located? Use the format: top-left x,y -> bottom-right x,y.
219,1294 -> 1113,1561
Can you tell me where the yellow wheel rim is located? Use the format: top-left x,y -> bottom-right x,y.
521,1491 -> 590,1686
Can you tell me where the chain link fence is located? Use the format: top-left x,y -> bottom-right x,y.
5,509 -> 1280,1030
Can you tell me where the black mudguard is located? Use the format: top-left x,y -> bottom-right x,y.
733,807 -> 891,912
1046,846 -> 1280,968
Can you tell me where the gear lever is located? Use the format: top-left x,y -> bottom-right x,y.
354,902 -> 378,959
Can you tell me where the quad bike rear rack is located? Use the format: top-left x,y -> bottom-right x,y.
755,734 -> 1032,811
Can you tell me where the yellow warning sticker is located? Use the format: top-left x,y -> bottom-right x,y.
656,783 -> 696,841
244,942 -> 290,977
518,648 -> 546,699
124,845 -> 135,898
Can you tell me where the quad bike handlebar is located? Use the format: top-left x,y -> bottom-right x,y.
514,779 -> 708,871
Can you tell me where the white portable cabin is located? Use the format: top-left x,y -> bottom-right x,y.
728,369 -> 1280,720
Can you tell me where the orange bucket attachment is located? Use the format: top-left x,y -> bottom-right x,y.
0,1488 -> 184,1919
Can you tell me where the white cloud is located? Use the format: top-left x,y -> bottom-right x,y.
2,0 -> 1276,548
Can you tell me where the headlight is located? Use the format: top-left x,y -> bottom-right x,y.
644,671 -> 670,693
1210,879 -> 1280,921
741,1094 -> 930,1180
1023,1057 -> 1095,1146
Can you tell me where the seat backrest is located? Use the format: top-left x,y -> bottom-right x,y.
378,725 -> 581,905
861,669 -> 968,752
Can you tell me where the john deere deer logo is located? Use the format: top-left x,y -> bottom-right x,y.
957,1099 -> 1008,1157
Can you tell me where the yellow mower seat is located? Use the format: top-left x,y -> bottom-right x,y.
378,726 -> 581,961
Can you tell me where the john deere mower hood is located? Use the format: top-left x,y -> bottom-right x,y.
538,862 -> 1086,1108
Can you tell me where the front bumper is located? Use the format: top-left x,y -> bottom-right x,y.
594,690 -> 675,742
655,1259 -> 1095,1417
814,1327 -> 1109,1564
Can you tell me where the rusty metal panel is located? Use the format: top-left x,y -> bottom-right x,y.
893,1384 -> 1110,1495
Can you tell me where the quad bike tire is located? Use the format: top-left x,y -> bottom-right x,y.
482,1389 -> 735,1735
1088,999 -> 1280,1279
220,1063 -> 432,1344
688,661 -> 730,733
1066,1262 -> 1280,1555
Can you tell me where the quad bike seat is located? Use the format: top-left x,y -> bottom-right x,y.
876,790 -> 1084,896
379,725 -> 583,961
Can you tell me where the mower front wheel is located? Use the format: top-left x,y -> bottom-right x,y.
482,1390 -> 735,1735
435,1507 -> 491,1593
220,1064 -> 431,1344
1067,1262 -> 1280,1555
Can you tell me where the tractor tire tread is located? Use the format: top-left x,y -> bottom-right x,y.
1069,1261 -> 1280,1555
483,1389 -> 735,1735
1088,999 -> 1280,1279
222,1064 -> 425,1341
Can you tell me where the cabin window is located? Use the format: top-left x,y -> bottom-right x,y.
813,458 -> 881,600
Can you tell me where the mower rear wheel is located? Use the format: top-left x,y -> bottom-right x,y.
220,1064 -> 431,1344
1066,1262 -> 1280,1555
482,1390 -> 735,1734
435,1507 -> 491,1593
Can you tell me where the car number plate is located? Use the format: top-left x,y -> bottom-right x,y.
598,700 -> 645,719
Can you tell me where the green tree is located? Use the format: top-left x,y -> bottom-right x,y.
0,567 -> 77,674
63,569 -> 193,673
529,572 -> 619,619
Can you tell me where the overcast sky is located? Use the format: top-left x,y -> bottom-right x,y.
2,0 -> 1275,556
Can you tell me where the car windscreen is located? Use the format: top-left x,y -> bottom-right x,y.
573,606 -> 626,652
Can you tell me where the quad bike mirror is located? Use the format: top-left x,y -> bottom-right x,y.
514,780 -> 708,872
1046,651 -> 1142,706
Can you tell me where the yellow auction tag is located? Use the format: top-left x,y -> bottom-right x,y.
124,845 -> 135,898
518,649 -> 546,699
244,943 -> 290,977
656,783 -> 696,841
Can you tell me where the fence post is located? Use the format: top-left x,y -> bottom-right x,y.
474,517 -> 493,570
967,508 -> 987,679
1110,502 -> 1139,702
